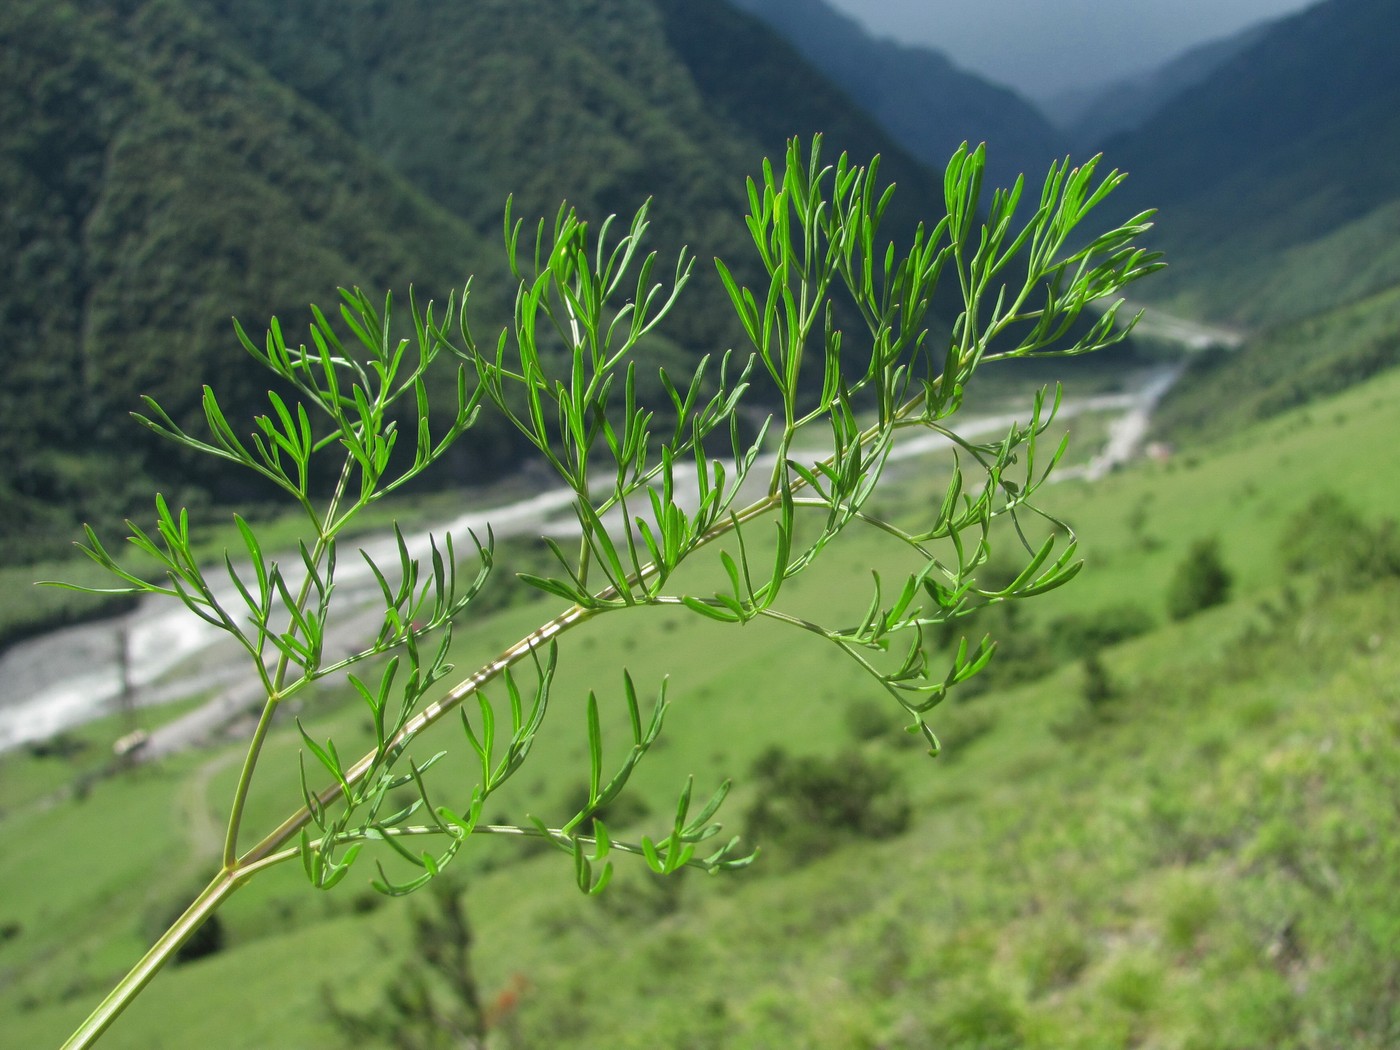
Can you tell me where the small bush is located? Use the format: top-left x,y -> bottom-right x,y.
1050,604 -> 1156,655
24,733 -> 88,760
173,914 -> 225,965
745,749 -> 911,863
1277,492 -> 1400,583
844,697 -> 891,742
1167,537 -> 1233,620
1081,652 -> 1119,708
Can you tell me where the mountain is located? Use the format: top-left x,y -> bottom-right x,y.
727,0 -> 1066,193
1047,22 -> 1272,147
0,0 -> 502,558
180,0 -> 942,324
1097,0 -> 1400,325
0,0 -> 944,563
1153,278 -> 1400,445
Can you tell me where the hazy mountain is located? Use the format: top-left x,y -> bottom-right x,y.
1,0 -> 942,561
1099,0 -> 1400,325
727,0 -> 1067,192
1047,22 -> 1272,147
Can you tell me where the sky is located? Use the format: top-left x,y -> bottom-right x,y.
823,0 -> 1320,102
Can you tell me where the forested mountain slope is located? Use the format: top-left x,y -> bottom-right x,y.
1,1 -> 499,557
1098,0 -> 1400,325
182,0 -> 941,322
729,0 -> 1065,192
0,0 -> 940,561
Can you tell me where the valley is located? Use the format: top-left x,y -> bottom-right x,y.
3,360 -> 1397,1049
2,0 -> 1398,1047
0,360 -> 1183,759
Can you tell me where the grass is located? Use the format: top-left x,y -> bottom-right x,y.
3,365 -> 1400,1047
0,693 -> 211,815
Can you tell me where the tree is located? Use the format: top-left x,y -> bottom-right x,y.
54,136 -> 1161,1046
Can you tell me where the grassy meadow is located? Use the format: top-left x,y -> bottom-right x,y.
2,366 -> 1399,1047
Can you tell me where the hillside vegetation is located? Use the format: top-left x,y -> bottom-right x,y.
0,0 -> 940,563
3,364 -> 1398,1048
1,0 -> 497,557
1155,276 -> 1400,443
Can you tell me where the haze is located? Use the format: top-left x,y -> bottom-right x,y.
824,0 -> 1320,101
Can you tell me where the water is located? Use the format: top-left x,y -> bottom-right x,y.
0,364 -> 1188,756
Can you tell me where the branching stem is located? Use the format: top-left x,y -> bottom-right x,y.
56,136 -> 1161,1049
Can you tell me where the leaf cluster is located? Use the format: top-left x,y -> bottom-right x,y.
54,135 -> 1161,1049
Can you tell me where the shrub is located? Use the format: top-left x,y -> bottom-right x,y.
1277,492 -> 1400,583
1050,604 -> 1156,655
1167,537 -> 1234,619
745,749 -> 911,862
1080,651 -> 1119,708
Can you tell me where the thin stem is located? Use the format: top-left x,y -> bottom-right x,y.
60,870 -> 243,1050
222,700 -> 282,868
223,454 -> 355,866
247,822 -> 721,876
237,601 -> 603,869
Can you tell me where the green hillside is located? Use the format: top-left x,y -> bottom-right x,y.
1154,276 -> 1400,444
0,0 -> 503,559
4,364 -> 1399,1048
181,0 -> 942,328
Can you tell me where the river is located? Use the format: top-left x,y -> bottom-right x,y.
0,317 -> 1223,758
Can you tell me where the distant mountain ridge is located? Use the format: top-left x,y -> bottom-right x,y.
1047,21 -> 1273,147
727,0 -> 1066,192
1098,0 -> 1400,325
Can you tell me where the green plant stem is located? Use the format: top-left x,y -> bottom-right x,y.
61,390 -> 897,1046
61,603 -> 598,1049
222,697 -> 283,868
60,870 -> 244,1050
223,458 -> 354,866
240,602 -> 603,867
246,822 -> 712,875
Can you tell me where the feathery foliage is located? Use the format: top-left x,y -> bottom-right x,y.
51,137 -> 1160,1047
